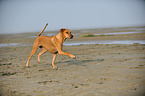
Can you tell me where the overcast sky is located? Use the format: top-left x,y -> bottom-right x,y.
0,0 -> 145,34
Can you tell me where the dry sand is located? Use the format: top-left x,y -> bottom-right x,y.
0,26 -> 145,96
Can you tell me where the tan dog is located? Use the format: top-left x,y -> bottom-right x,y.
26,23 -> 76,69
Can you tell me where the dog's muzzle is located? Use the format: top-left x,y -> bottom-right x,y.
70,35 -> 73,39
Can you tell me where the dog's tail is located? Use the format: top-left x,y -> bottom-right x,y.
38,23 -> 48,37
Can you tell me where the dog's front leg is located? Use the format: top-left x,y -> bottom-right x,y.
52,53 -> 58,69
58,51 -> 76,59
53,38 -> 76,59
54,43 -> 76,58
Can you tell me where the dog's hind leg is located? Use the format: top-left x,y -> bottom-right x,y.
38,48 -> 47,63
26,41 -> 39,67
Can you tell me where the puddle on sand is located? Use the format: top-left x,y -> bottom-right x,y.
0,43 -> 21,47
94,31 -> 144,35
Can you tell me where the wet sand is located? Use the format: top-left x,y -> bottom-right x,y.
0,26 -> 145,96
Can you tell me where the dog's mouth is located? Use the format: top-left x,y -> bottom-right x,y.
70,35 -> 73,39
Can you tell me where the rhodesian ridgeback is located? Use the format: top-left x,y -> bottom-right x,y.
26,23 -> 76,69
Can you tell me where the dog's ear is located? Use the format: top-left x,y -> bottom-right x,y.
60,28 -> 66,33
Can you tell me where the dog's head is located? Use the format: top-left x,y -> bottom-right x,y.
60,29 -> 73,39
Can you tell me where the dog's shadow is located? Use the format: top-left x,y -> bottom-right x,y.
58,59 -> 104,66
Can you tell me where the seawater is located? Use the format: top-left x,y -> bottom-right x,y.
63,40 -> 145,46
0,40 -> 145,48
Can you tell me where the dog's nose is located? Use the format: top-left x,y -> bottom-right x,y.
70,35 -> 73,39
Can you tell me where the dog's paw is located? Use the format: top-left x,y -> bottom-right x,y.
71,55 -> 76,59
26,64 -> 29,68
38,61 -> 41,64
53,66 -> 58,70
26,65 -> 30,68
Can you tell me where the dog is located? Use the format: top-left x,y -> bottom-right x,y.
26,23 -> 76,69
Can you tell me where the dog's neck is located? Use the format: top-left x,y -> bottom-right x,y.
55,32 -> 66,44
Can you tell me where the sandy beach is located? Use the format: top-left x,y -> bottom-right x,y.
0,26 -> 145,96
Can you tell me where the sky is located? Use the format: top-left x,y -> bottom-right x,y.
0,0 -> 145,34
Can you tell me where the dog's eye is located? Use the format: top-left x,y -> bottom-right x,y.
66,32 -> 68,34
